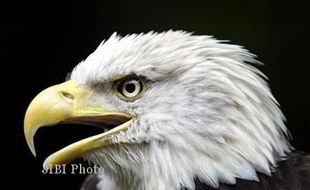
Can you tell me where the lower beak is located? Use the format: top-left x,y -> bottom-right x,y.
24,80 -> 132,170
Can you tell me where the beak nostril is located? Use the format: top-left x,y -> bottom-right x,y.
61,91 -> 74,101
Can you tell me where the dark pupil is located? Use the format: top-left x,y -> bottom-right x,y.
125,83 -> 136,93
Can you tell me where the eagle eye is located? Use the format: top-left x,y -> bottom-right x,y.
114,77 -> 145,101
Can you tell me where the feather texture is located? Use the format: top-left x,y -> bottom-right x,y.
81,152 -> 310,190
192,151 -> 310,190
68,31 -> 299,189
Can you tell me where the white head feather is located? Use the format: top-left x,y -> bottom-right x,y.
70,31 -> 291,190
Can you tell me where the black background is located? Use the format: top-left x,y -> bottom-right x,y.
6,0 -> 309,189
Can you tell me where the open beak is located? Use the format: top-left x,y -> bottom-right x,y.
24,80 -> 133,170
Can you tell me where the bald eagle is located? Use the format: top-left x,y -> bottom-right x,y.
24,31 -> 309,190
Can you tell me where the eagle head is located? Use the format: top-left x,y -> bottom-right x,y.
24,31 -> 291,189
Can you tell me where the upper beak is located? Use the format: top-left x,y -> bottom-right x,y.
24,80 -> 132,170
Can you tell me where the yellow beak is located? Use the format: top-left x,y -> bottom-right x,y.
24,80 -> 132,170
